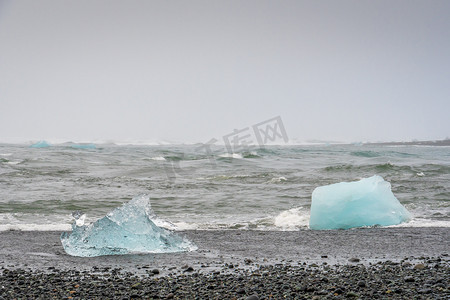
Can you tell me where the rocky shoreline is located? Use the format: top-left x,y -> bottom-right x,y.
1,256 -> 449,299
1,228 -> 449,299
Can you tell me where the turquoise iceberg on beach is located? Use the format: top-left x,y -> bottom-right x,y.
61,195 -> 195,257
309,175 -> 411,230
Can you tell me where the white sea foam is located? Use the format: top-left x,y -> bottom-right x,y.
1,215 -> 449,232
273,207 -> 309,230
167,209 -> 311,232
218,153 -> 243,159
0,213 -> 72,232
0,223 -> 72,231
26,252 -> 58,257
388,218 -> 450,228
204,174 -> 252,180
151,216 -> 178,230
172,222 -> 202,230
150,156 -> 166,161
267,176 -> 287,183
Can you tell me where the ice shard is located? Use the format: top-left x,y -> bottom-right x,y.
61,195 -> 196,257
309,175 -> 411,230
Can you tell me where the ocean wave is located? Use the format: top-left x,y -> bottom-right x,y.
166,207 -> 450,231
242,151 -> 261,158
323,163 -> 450,176
0,223 -> 72,231
266,176 -> 288,183
388,218 -> 450,228
215,151 -> 265,160
204,174 -> 251,180
1,143 -> 448,232
203,173 -> 273,181
350,151 -> 381,157
218,153 -> 244,159
350,150 -> 419,158
166,208 -> 310,231
1,215 -> 449,232
272,207 -> 309,230
149,156 -> 166,161
163,155 -> 187,161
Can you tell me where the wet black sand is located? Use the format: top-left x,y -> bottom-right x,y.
1,228 -> 449,299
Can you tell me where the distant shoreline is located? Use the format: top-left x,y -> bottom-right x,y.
365,139 -> 450,146
1,139 -> 449,147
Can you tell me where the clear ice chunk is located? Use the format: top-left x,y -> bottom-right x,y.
309,175 -> 411,230
72,211 -> 86,226
61,195 -> 196,257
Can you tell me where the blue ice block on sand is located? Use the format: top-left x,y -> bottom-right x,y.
61,195 -> 196,257
309,175 -> 411,230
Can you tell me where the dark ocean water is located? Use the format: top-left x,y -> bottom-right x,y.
0,143 -> 448,231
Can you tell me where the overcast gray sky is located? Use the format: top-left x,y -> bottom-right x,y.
0,0 -> 449,144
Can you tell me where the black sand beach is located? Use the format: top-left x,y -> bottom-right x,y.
1,228 -> 449,299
